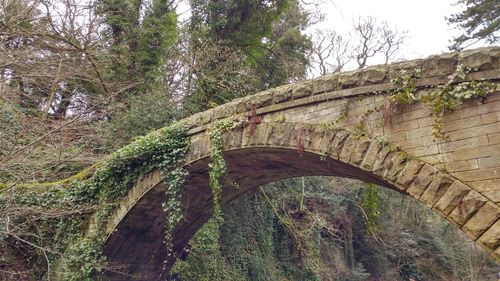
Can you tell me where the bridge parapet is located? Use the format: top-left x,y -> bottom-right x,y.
179,47 -> 500,204
182,47 -> 500,132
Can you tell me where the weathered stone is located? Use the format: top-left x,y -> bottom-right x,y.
292,82 -> 313,99
338,71 -> 359,88
312,74 -> 339,94
252,123 -> 270,146
268,124 -> 286,147
329,130 -> 350,158
271,86 -> 293,103
372,146 -> 393,174
360,142 -> 382,171
302,126 -> 314,150
388,59 -> 423,79
318,130 -> 338,156
459,49 -> 494,71
462,202 -> 500,240
478,220 -> 500,252
407,164 -> 439,198
361,67 -> 387,84
241,126 -> 254,147
448,191 -> 488,226
422,52 -> 458,77
383,152 -> 410,183
395,159 -> 424,189
279,123 -> 296,147
339,135 -> 357,162
224,128 -> 244,149
419,174 -> 454,207
433,181 -> 470,216
350,138 -> 372,165
310,127 -> 327,151
252,91 -> 274,108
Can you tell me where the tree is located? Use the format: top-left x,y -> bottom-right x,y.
310,17 -> 406,75
448,0 -> 500,50
180,0 -> 312,114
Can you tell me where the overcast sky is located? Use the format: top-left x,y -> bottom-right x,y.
313,0 -> 463,60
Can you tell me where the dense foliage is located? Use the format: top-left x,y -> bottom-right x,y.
172,177 -> 499,281
1,0 -> 499,280
1,122 -> 189,280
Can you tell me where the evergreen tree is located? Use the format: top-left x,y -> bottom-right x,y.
448,0 -> 499,50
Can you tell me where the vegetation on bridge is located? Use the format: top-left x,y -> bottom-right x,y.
1,0 -> 499,280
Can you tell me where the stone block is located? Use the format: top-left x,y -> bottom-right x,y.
339,135 -> 357,163
312,74 -> 339,94
350,138 -> 372,165
440,136 -> 489,153
361,67 -> 388,85
360,141 -> 382,171
271,86 -> 293,104
292,82 -> 313,99
338,71 -> 359,88
462,202 -> 500,240
279,124 -> 296,147
445,159 -> 478,173
318,130 -> 338,156
396,159 -> 424,189
421,52 -> 458,77
372,146 -> 393,175
251,123 -> 270,146
478,220 -> 500,252
268,124 -> 285,147
448,191 -> 488,226
383,152 -> 410,183
478,156 -> 500,169
433,181 -> 470,216
329,130 -> 350,158
309,127 -> 327,151
419,173 -> 454,207
224,128 -> 243,149
459,49 -> 494,71
488,133 -> 500,145
453,144 -> 500,161
453,167 -> 500,182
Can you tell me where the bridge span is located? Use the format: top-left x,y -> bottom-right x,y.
97,47 -> 500,280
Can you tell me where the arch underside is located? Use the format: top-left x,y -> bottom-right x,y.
102,126 -> 500,280
102,147 -> 397,280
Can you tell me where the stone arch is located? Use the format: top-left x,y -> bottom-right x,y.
101,122 -> 499,280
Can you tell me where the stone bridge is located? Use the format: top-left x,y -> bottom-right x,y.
101,47 -> 500,280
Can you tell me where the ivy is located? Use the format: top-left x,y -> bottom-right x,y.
1,122 -> 189,279
389,65 -> 496,140
421,66 -> 496,139
360,183 -> 382,235
163,167 -> 189,257
207,118 -> 234,220
389,69 -> 421,105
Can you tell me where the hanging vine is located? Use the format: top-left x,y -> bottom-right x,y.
208,118 -> 234,221
389,65 -> 496,140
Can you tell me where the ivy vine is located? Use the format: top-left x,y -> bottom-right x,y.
359,183 -> 382,236
1,122 -> 189,280
207,118 -> 234,221
389,65 -> 496,140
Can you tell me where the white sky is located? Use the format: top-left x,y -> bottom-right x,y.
313,0 -> 463,60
